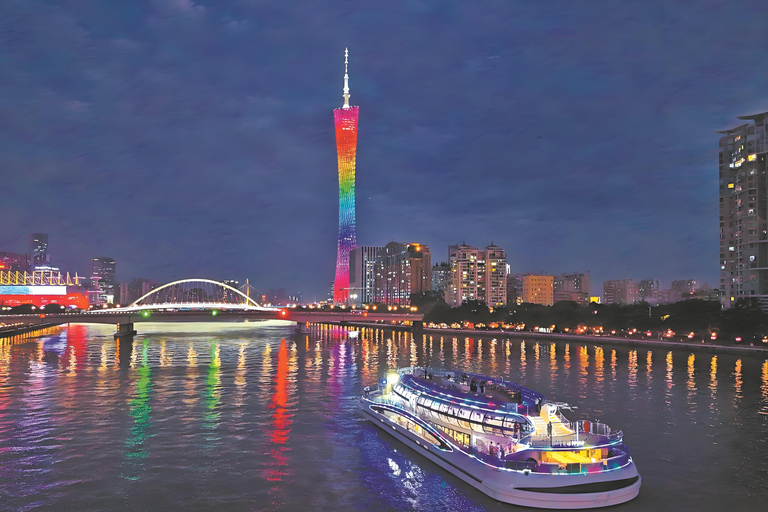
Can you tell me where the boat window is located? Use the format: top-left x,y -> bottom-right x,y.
469,410 -> 485,423
416,396 -> 426,406
423,398 -> 434,409
483,414 -> 506,435
439,402 -> 449,414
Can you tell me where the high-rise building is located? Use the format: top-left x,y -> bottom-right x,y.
91,257 -> 116,304
484,244 -> 508,306
637,279 -> 661,305
448,244 -> 508,306
507,273 -> 524,306
521,275 -> 554,306
431,262 -> 451,299
603,279 -> 637,305
554,272 -> 590,306
349,246 -> 382,305
448,244 -> 479,307
717,112 -> 768,308
373,242 -> 431,305
333,48 -> 359,304
31,233 -> 48,269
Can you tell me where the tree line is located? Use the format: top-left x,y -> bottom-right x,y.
409,292 -> 768,343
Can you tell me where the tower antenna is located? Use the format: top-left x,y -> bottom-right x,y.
343,47 -> 350,108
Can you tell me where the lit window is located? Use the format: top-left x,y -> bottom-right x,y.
728,183 -> 735,188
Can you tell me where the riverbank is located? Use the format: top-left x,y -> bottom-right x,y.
306,320 -> 768,357
0,322 -> 66,342
420,327 -> 768,357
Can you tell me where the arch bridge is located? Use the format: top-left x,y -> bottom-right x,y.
2,278 -> 424,336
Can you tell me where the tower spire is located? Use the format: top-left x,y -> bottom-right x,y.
343,47 -> 350,108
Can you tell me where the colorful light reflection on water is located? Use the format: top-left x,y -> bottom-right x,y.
0,323 -> 766,511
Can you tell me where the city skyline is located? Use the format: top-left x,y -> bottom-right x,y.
2,2 -> 768,300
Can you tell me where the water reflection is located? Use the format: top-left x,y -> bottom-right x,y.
687,354 -> 697,413
628,350 -> 638,395
124,339 -> 152,478
267,339 -> 292,483
2,325 -> 768,512
761,360 -> 768,416
645,351 -> 652,384
203,342 -> 222,435
734,359 -> 743,406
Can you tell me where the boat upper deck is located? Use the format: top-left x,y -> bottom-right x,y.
399,367 -> 545,413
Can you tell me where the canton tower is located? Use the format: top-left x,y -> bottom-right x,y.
333,48 -> 359,304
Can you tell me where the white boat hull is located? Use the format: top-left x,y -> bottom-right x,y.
360,399 -> 641,509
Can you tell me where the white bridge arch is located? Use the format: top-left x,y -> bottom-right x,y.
119,278 -> 277,312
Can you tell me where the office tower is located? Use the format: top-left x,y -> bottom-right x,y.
349,246 -> 382,305
554,272 -> 591,306
637,279 -> 661,305
717,112 -> 768,308
484,244 -> 508,306
521,275 -> 554,306
603,279 -> 637,305
333,48 -> 359,304
91,257 -> 116,304
31,233 -> 48,268
373,242 -> 431,305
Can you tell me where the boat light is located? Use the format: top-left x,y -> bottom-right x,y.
387,373 -> 400,385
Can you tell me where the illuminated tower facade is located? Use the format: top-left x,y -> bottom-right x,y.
333,48 -> 359,304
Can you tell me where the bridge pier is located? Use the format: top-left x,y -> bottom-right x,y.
412,320 -> 424,331
115,322 -> 137,338
295,321 -> 310,333
116,335 -> 134,368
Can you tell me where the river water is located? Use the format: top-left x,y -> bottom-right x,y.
0,321 -> 766,511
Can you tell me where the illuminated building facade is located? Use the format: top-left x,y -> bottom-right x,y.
637,278 -> 661,305
554,272 -> 590,306
91,257 -> 116,304
349,245 -> 382,306
373,242 -> 431,305
521,275 -> 554,306
603,279 -> 637,305
0,270 -> 88,309
484,244 -> 508,306
449,244 -> 478,306
431,262 -> 451,298
333,48 -> 359,304
31,233 -> 49,269
717,112 -> 768,308
448,244 -> 508,306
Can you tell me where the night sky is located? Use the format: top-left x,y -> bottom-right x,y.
2,1 -> 768,301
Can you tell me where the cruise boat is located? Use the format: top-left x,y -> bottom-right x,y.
359,367 -> 640,509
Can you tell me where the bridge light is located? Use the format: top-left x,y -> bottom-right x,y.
281,310 -> 287,316
142,310 -> 150,317
212,310 -> 218,316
